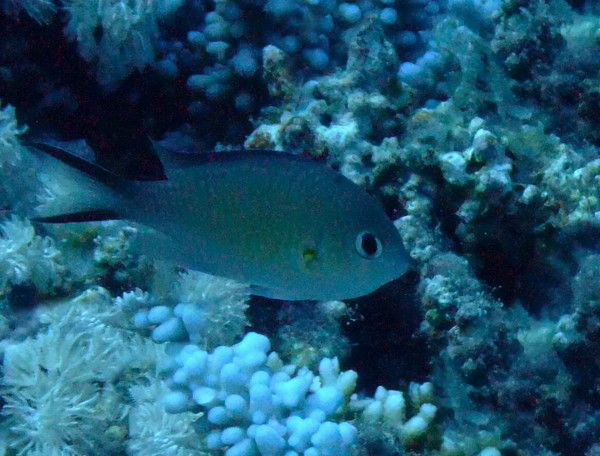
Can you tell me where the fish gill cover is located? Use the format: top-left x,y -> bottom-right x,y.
1,0 -> 600,455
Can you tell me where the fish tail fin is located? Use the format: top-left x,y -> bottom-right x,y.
27,141 -> 129,223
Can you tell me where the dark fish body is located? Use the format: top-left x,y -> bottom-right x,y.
31,143 -> 410,300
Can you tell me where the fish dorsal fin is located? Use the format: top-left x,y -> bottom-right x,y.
154,141 -> 321,177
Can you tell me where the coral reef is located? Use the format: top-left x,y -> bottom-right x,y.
0,216 -> 67,299
0,287 -> 167,455
3,0 -> 600,454
134,270 -> 250,348
160,331 -> 437,456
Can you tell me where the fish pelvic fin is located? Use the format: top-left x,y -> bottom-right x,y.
28,141 -> 130,223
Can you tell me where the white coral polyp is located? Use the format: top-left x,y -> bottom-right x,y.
0,216 -> 65,295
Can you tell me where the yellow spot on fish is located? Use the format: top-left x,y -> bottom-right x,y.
302,247 -> 317,261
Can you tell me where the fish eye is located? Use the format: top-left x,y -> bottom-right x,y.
355,231 -> 382,259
